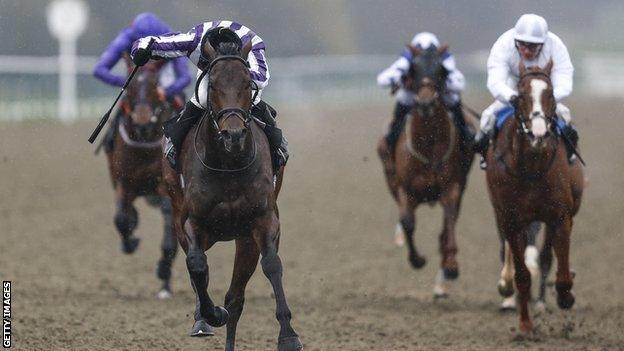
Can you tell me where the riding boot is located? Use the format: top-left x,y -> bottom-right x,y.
251,100 -> 288,173
163,101 -> 206,173
385,102 -> 412,157
473,131 -> 491,169
103,109 -> 124,153
560,123 -> 579,163
448,101 -> 472,150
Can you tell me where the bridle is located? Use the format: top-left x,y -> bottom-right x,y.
193,54 -> 260,172
122,68 -> 170,146
495,69 -> 559,180
514,70 -> 557,138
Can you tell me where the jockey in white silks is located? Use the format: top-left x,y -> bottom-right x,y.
376,32 -> 469,154
474,14 -> 579,168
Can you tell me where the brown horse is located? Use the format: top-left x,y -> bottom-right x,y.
162,31 -> 302,351
105,57 -> 178,299
486,61 -> 584,333
378,45 -> 474,297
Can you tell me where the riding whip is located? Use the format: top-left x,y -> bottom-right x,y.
88,38 -> 155,144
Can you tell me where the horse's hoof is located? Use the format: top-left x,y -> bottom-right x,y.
497,279 -> 514,297
519,320 -> 533,334
534,300 -> 546,314
278,335 -> 303,351
557,291 -> 575,310
206,306 -> 229,327
409,255 -> 426,269
443,267 -> 459,280
121,236 -> 140,254
433,291 -> 449,300
156,288 -> 172,300
190,320 -> 214,337
499,296 -> 516,312
393,224 -> 405,247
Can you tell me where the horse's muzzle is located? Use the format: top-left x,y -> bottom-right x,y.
221,128 -> 248,153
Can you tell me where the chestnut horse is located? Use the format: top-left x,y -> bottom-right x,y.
162,30 -> 302,351
105,57 -> 178,299
486,61 -> 584,333
378,45 -> 474,297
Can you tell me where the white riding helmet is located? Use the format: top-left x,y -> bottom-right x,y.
411,32 -> 440,49
514,14 -> 548,44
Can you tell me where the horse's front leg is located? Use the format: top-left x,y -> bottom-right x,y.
224,238 -> 260,351
505,224 -> 533,333
397,188 -> 426,269
253,212 -> 303,351
114,182 -> 140,254
550,217 -> 575,310
186,223 -> 228,336
156,196 -> 178,299
439,183 -> 462,279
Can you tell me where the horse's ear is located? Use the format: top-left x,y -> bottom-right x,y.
202,40 -> 217,62
407,44 -> 422,57
241,40 -> 252,59
437,44 -> 449,57
519,60 -> 527,75
543,58 -> 553,76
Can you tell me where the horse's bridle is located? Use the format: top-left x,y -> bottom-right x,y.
193,54 -> 260,172
514,70 -> 557,138
495,70 -> 559,179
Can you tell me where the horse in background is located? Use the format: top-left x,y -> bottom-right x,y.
486,61 -> 584,333
162,29 -> 302,351
105,56 -> 178,299
378,45 -> 475,298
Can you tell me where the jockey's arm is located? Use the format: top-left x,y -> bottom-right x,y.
131,24 -> 204,60
246,46 -> 270,90
93,28 -> 133,87
377,56 -> 410,88
165,57 -> 192,97
550,35 -> 574,102
442,54 -> 465,93
486,35 -> 517,104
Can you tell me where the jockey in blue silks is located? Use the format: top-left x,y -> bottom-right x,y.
377,32 -> 470,155
93,12 -> 191,152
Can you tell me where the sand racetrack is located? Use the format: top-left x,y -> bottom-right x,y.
1,97 -> 623,350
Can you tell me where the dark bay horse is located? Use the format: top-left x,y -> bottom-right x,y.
105,57 -> 178,299
378,45 -> 474,297
486,61 -> 584,333
162,30 -> 302,351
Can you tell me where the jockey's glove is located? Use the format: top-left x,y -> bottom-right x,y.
132,48 -> 151,66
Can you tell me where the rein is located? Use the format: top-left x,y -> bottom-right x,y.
118,123 -> 162,149
192,54 -> 259,173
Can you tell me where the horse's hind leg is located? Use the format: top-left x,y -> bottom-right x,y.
498,240 -> 516,311
536,227 -> 554,312
550,218 -> 575,310
186,226 -> 228,335
114,185 -> 140,254
398,188 -> 426,269
156,197 -> 178,299
253,214 -> 303,351
224,238 -> 260,351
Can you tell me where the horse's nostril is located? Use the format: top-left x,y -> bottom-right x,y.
532,111 -> 541,117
